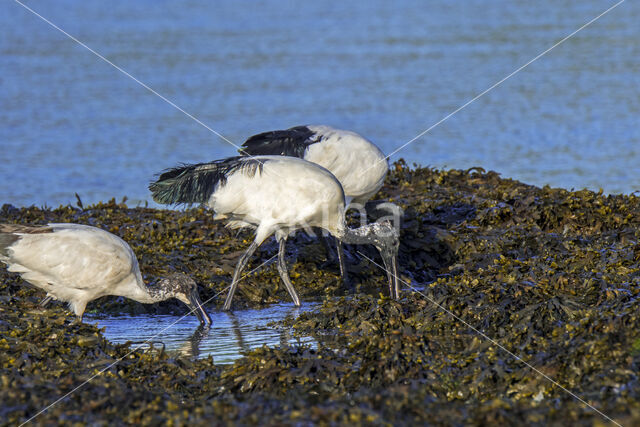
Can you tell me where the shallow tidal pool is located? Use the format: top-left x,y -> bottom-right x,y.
87,302 -> 317,363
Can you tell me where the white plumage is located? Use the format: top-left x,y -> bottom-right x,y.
240,125 -> 389,207
0,223 -> 211,324
240,125 -> 390,271
149,155 -> 400,310
211,157 -> 345,243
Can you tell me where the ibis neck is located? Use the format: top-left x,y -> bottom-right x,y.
338,224 -> 377,246
110,276 -> 158,304
146,284 -> 173,303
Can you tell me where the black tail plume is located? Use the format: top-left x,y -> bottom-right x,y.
239,126 -> 319,158
149,157 -> 265,205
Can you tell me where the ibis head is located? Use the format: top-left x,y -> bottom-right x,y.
340,220 -> 400,299
376,221 -> 401,300
151,273 -> 212,325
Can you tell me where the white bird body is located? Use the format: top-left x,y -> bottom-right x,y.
4,224 -> 146,312
210,156 -> 345,243
240,125 -> 388,207
149,155 -> 400,310
0,223 -> 211,324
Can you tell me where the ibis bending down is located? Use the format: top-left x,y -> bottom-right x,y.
149,155 -> 400,311
0,223 -> 211,324
240,125 -> 388,207
240,125 -> 389,270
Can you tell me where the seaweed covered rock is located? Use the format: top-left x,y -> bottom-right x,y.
1,162 -> 639,424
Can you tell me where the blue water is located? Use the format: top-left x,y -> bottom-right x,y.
1,0 -> 639,207
90,302 -> 316,363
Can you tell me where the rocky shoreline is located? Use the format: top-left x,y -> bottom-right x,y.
1,161 -> 639,425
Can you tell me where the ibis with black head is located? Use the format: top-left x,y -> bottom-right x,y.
240,125 -> 390,272
0,223 -> 211,325
149,155 -> 400,310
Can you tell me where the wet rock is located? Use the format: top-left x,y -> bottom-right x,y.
1,161 -> 640,424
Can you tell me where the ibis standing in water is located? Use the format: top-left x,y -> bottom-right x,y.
239,125 -> 390,270
0,223 -> 211,325
149,155 -> 400,310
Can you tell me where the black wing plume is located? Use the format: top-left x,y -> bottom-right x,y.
239,125 -> 321,158
149,156 -> 264,205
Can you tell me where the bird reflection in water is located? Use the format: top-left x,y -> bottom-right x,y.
99,303 -> 317,362
227,312 -> 250,354
178,306 -> 307,360
177,324 -> 212,359
176,313 -> 277,359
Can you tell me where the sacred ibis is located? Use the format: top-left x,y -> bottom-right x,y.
0,223 -> 211,325
240,125 -> 389,269
149,155 -> 400,310
240,125 -> 388,207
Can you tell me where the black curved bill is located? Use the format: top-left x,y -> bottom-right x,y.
382,253 -> 399,299
188,290 -> 212,325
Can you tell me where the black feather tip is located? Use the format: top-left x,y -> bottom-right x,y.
239,125 -> 320,158
149,157 -> 265,205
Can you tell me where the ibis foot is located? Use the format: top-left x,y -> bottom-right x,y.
341,276 -> 355,293
39,295 -> 53,307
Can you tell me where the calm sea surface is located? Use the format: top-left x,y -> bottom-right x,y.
1,0 -> 639,207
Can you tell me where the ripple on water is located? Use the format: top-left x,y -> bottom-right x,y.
88,302 -> 317,363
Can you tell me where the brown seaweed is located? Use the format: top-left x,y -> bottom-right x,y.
1,161 -> 639,425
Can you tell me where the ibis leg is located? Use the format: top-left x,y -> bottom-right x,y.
321,234 -> 338,263
72,301 -> 87,322
277,238 -> 301,306
40,295 -> 53,307
223,241 -> 259,311
336,240 -> 353,290
322,234 -> 357,266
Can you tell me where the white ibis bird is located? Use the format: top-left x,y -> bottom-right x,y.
239,125 -> 389,272
0,223 -> 211,324
240,125 -> 388,207
149,155 -> 400,310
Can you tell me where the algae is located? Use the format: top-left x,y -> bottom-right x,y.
1,161 -> 639,425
